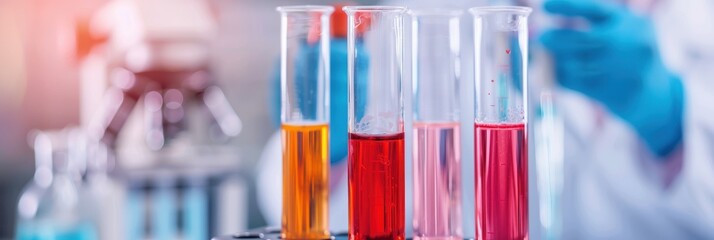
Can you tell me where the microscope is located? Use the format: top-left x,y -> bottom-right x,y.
74,0 -> 248,239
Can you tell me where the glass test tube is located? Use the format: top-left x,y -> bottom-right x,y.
153,179 -> 177,240
344,6 -> 406,240
528,2 -> 566,239
278,5 -> 333,240
183,178 -> 208,240
410,10 -> 463,240
471,6 -> 531,240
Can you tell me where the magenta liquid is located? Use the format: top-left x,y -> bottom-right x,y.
475,123 -> 528,240
413,122 -> 463,240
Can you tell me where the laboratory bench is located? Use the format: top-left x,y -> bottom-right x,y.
212,227 -> 476,240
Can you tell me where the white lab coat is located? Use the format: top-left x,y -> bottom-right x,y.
256,0 -> 714,238
551,0 -> 714,239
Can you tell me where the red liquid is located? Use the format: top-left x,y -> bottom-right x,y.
475,123 -> 528,240
348,132 -> 405,240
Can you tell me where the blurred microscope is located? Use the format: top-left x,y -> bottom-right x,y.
73,0 -> 247,239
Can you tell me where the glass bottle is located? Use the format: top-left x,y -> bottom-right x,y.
16,130 -> 98,240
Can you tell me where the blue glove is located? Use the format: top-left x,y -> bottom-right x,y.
540,0 -> 684,157
271,39 -> 366,164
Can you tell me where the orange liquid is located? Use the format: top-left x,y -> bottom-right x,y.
281,123 -> 330,239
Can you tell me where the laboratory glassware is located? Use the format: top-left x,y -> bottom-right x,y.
471,6 -> 532,240
183,178 -> 209,240
278,5 -> 334,240
410,9 -> 463,240
527,1 -> 575,238
344,6 -> 406,240
534,91 -> 564,240
152,178 -> 177,240
16,131 -> 99,240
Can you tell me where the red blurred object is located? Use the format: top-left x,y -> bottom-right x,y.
331,3 -> 349,38
73,17 -> 109,61
306,12 -> 323,44
353,12 -> 372,37
306,2 -> 369,42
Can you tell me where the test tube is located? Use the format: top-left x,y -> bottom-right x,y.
153,179 -> 177,240
183,178 -> 208,240
527,2 -> 566,239
344,6 -> 406,240
277,5 -> 333,240
410,9 -> 463,240
470,6 -> 531,240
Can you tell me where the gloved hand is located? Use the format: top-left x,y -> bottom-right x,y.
271,39 -> 366,164
540,0 -> 684,157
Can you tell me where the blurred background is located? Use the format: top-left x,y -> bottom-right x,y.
0,0 -> 376,238
2,0 -> 713,239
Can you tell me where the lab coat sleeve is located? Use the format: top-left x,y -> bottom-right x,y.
661,68 -> 714,237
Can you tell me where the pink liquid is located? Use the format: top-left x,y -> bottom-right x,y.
412,122 -> 463,240
475,123 -> 528,240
